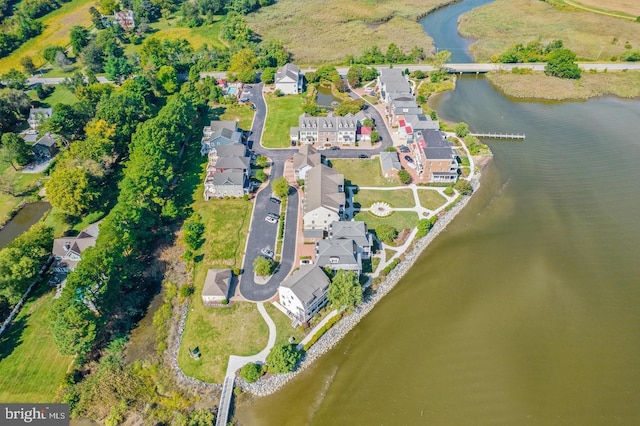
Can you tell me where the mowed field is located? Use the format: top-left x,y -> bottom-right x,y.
570,0 -> 640,17
0,286 -> 74,402
0,0 -> 95,71
459,0 -> 640,62
246,0 -> 448,64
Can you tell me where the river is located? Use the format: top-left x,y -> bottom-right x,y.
235,1 -> 640,424
0,202 -> 51,250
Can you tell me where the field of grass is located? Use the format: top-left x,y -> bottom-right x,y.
178,302 -> 268,383
262,94 -> 305,148
0,0 -> 95,71
28,85 -> 78,107
354,210 -> 419,233
246,0 -> 446,65
354,189 -> 415,208
486,71 -> 640,100
264,303 -> 306,347
459,0 -> 640,62
0,285 -> 74,402
416,189 -> 447,210
563,0 -> 640,19
331,158 -> 399,187
215,104 -> 255,131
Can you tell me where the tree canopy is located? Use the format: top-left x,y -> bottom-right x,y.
328,270 -> 363,309
272,176 -> 289,198
545,49 -> 581,79
1,132 -> 33,170
266,344 -> 301,373
376,224 -> 397,244
253,256 -> 274,277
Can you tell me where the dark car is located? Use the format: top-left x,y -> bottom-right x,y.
240,97 -> 249,102
330,146 -> 340,151
404,155 -> 414,163
249,103 -> 256,110
268,212 -> 280,219
359,154 -> 368,158
270,197 -> 281,204
399,145 -> 410,153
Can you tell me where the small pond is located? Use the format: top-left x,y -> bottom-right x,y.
316,84 -> 341,110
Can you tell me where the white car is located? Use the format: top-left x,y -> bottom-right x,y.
406,161 -> 417,170
265,215 -> 277,224
261,248 -> 274,258
300,259 -> 313,265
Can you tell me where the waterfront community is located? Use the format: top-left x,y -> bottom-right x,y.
1,0 -> 640,424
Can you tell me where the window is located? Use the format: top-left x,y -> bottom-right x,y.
330,257 -> 339,264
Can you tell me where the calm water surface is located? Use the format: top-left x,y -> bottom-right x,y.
236,78 -> 640,425
0,202 -> 50,249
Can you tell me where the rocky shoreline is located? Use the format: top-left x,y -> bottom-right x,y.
236,174 -> 483,397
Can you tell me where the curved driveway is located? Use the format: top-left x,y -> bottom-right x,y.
237,82 -> 392,302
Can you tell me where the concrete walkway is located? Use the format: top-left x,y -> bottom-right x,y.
216,302 -> 276,426
297,309 -> 340,350
354,184 -> 459,219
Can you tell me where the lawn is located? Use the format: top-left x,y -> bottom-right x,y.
0,285 -> 74,403
262,94 -> 306,148
331,158 -> 399,187
0,168 -> 44,225
28,85 -> 78,107
0,0 -> 95,70
178,302 -> 268,383
246,0 -> 443,64
459,0 -> 640,62
416,189 -> 447,210
217,104 -> 255,131
354,188 -> 415,208
354,210 -> 419,233
264,303 -> 306,347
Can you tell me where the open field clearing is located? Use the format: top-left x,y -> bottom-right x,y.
459,0 -> 640,62
0,0 -> 95,71
331,159 -> 399,187
0,286 -> 74,402
565,0 -> 640,18
354,189 -> 415,208
262,94 -> 305,148
354,210 -> 419,233
416,188 -> 447,210
486,71 -> 640,100
246,0 -> 449,64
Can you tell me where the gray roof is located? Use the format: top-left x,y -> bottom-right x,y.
405,114 -> 440,131
28,108 -> 52,123
315,239 -> 361,271
202,269 -> 231,299
22,131 -> 38,143
215,156 -> 250,170
52,221 -> 101,261
329,221 -> 371,248
35,133 -> 58,147
417,130 -> 455,160
216,143 -> 246,157
275,63 -> 300,83
280,265 -> 330,307
393,106 -> 423,116
290,127 -> 299,137
380,151 -> 401,173
304,164 -> 344,214
298,113 -> 359,132
206,120 -> 238,132
379,68 -> 411,99
213,170 -> 246,186
292,144 -> 321,171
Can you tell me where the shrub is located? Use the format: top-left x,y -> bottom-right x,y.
454,179 -> 473,195
179,285 -> 194,298
303,313 -> 343,351
240,362 -> 263,383
376,224 -> 397,244
255,169 -> 267,182
254,256 -> 274,276
398,169 -> 411,184
182,213 -> 205,251
266,344 -> 302,373
444,186 -> 454,196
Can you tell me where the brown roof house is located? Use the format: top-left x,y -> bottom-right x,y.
52,222 -> 101,273
202,269 -> 232,305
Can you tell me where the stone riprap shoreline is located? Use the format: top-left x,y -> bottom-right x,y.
237,175 -> 482,397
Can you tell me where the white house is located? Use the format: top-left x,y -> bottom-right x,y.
275,63 -> 303,95
292,144 -> 321,180
202,269 -> 231,305
302,164 -> 345,238
278,265 -> 330,324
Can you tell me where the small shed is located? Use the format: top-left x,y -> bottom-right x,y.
202,269 -> 231,304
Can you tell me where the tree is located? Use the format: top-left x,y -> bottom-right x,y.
182,213 -> 205,251
55,51 -> 72,71
398,169 -> 411,184
545,48 -> 581,79
261,67 -> 276,84
266,344 -> 301,373
433,49 -> 452,69
69,26 -> 90,57
386,43 -> 404,63
253,256 -> 274,277
255,155 -> 268,168
370,130 -> 380,143
454,122 -> 469,138
43,45 -> 65,63
46,167 -> 97,215
81,42 -> 105,73
362,118 -> 374,128
376,224 -> 397,244
1,68 -> 26,90
272,176 -> 289,198
254,169 -> 267,182
157,65 -> 179,93
20,56 -> 36,75
1,133 -> 33,170
334,99 -> 365,116
41,102 -> 92,142
104,56 -> 133,83
454,179 -> 473,195
328,270 -> 362,309
0,89 -> 30,133
240,362 -> 263,383
416,217 -> 436,238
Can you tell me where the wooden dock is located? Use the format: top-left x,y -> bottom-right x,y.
470,133 -> 526,140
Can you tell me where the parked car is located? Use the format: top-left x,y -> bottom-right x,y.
246,85 -> 253,89
330,146 -> 340,151
359,154 -> 368,158
268,212 -> 280,219
249,103 -> 256,110
399,145 -> 410,153
240,97 -> 249,102
265,215 -> 277,224
406,161 -> 417,170
261,248 -> 274,258
404,155 -> 414,163
300,259 -> 313,265
270,197 -> 281,204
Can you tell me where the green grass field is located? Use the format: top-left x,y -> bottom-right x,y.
0,168 -> 44,225
416,189 -> 447,210
28,85 -> 78,107
0,0 -> 95,70
0,285 -> 74,402
354,210 -> 419,233
178,302 -> 268,383
262,94 -> 306,148
354,189 -> 415,208
217,104 -> 255,131
331,158 -> 399,187
264,303 -> 306,347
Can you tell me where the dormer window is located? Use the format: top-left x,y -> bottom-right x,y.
330,257 -> 339,264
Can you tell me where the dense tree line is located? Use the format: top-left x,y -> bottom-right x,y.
346,43 -> 427,66
50,91 -> 198,357
494,39 -> 565,63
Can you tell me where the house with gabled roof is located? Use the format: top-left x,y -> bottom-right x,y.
315,238 -> 362,275
275,63 -> 303,95
28,107 -> 52,130
328,221 -> 373,259
52,222 -> 100,274
377,68 -> 412,104
413,130 -> 458,183
379,151 -> 402,178
202,269 -> 231,305
278,265 -> 330,324
200,120 -> 242,156
292,144 -> 322,180
302,164 -> 345,238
